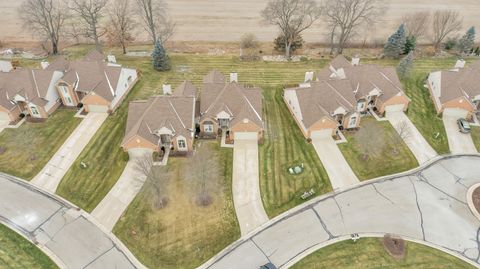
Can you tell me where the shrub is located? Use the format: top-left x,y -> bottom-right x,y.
274,34 -> 303,53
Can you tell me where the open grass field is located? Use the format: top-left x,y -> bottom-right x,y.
338,117 -> 418,181
291,238 -> 475,269
260,88 -> 331,218
0,223 -> 58,269
113,141 -> 240,269
0,109 -> 80,180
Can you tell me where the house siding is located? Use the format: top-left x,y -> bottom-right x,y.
0,105 -> 21,122
230,120 -> 263,140
442,96 -> 474,119
307,117 -> 338,138
56,80 -> 80,107
378,94 -> 410,115
82,93 -> 110,112
122,135 -> 158,152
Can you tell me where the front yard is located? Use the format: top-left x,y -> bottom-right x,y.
0,223 -> 58,269
338,117 -> 418,181
0,109 -> 81,180
471,127 -> 480,152
291,238 -> 474,269
113,141 -> 240,269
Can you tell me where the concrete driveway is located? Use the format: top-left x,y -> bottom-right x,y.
233,133 -> 269,236
443,115 -> 477,154
0,172 -> 145,269
386,111 -> 437,164
92,148 -> 152,231
201,155 -> 480,269
311,135 -> 359,190
32,112 -> 108,193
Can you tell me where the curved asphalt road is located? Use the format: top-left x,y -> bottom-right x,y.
201,155 -> 480,269
0,173 -> 145,269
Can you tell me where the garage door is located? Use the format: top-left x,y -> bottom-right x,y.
385,104 -> 406,113
234,132 -> 258,140
443,108 -> 469,119
311,129 -> 333,139
87,105 -> 109,113
0,112 -> 10,122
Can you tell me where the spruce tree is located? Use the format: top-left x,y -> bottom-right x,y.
397,51 -> 414,79
457,27 -> 476,54
384,24 -> 406,58
404,36 -> 416,54
152,39 -> 171,71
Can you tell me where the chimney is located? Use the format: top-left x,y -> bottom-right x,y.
304,71 -> 314,82
230,72 -> 238,83
351,55 -> 360,66
107,54 -> 117,64
40,61 -> 49,70
454,59 -> 466,69
163,84 -> 172,95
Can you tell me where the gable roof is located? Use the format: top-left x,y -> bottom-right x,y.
434,61 -> 480,104
173,80 -> 197,97
200,71 -> 263,128
84,49 -> 105,62
330,55 -> 351,69
203,69 -> 225,84
122,95 -> 195,147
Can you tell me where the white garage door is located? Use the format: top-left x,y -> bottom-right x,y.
443,108 -> 468,119
234,132 -> 258,140
0,112 -> 10,121
385,104 -> 405,113
87,105 -> 109,113
311,129 -> 333,139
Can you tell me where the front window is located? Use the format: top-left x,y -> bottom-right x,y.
357,102 -> 365,111
60,86 -> 68,94
30,106 -> 39,115
204,124 -> 214,133
349,116 -> 357,127
178,139 -> 186,149
218,118 -> 229,128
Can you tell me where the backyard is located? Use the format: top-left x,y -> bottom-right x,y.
291,238 -> 474,269
0,109 -> 80,180
0,223 -> 58,269
113,141 -> 240,269
338,117 -> 418,180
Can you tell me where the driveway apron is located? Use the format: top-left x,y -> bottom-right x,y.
443,115 -> 477,154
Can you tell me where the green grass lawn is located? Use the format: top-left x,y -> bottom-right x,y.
113,141 -> 240,269
0,223 -> 58,269
260,88 -> 331,218
471,126 -> 480,152
338,117 -> 418,181
291,238 -> 474,269
0,109 -> 81,180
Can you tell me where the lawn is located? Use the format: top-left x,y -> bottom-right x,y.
471,126 -> 480,152
338,117 -> 418,181
0,109 -> 81,180
291,238 -> 474,269
113,141 -> 240,269
260,88 -> 331,218
0,223 -> 58,269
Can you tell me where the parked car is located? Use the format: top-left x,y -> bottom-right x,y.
457,118 -> 472,133
259,263 -> 277,269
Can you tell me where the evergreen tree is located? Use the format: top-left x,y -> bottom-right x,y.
397,51 -> 414,79
384,24 -> 406,58
404,36 -> 416,54
152,39 -> 171,71
457,27 -> 476,54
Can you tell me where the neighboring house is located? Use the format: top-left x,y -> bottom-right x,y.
284,80 -> 361,139
318,55 -> 411,115
0,60 -> 13,72
121,87 -> 196,154
427,60 -> 480,119
0,68 -> 63,122
199,70 -> 263,141
47,49 -> 138,113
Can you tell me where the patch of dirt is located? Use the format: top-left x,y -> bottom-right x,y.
382,234 -> 406,260
472,187 -> 480,214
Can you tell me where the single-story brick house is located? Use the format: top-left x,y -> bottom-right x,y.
427,60 -> 480,119
199,70 -> 263,141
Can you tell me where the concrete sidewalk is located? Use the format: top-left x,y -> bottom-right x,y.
386,111 -> 437,164
92,148 -> 152,231
32,112 -> 108,193
232,133 -> 269,235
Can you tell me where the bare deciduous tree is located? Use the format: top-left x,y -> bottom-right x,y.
261,0 -> 322,58
107,0 -> 135,54
186,144 -> 222,207
71,0 -> 109,48
431,10 -> 463,51
392,120 -> 411,154
324,0 -> 383,55
135,0 -> 175,44
135,153 -> 169,209
64,18 -> 84,45
402,11 -> 430,40
19,0 -> 67,54
357,119 -> 386,160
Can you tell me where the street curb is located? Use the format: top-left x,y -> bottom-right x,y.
467,183 -> 480,222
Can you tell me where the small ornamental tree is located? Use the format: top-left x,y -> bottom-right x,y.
397,51 -> 414,79
404,36 -> 416,54
274,34 -> 304,53
152,39 -> 171,71
384,24 -> 407,58
457,26 -> 476,54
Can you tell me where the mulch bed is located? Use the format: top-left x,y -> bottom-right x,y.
472,187 -> 480,214
382,234 -> 406,260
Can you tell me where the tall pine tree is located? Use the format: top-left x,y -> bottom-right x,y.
384,24 -> 406,58
457,27 -> 476,54
152,39 -> 171,71
397,51 -> 414,79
